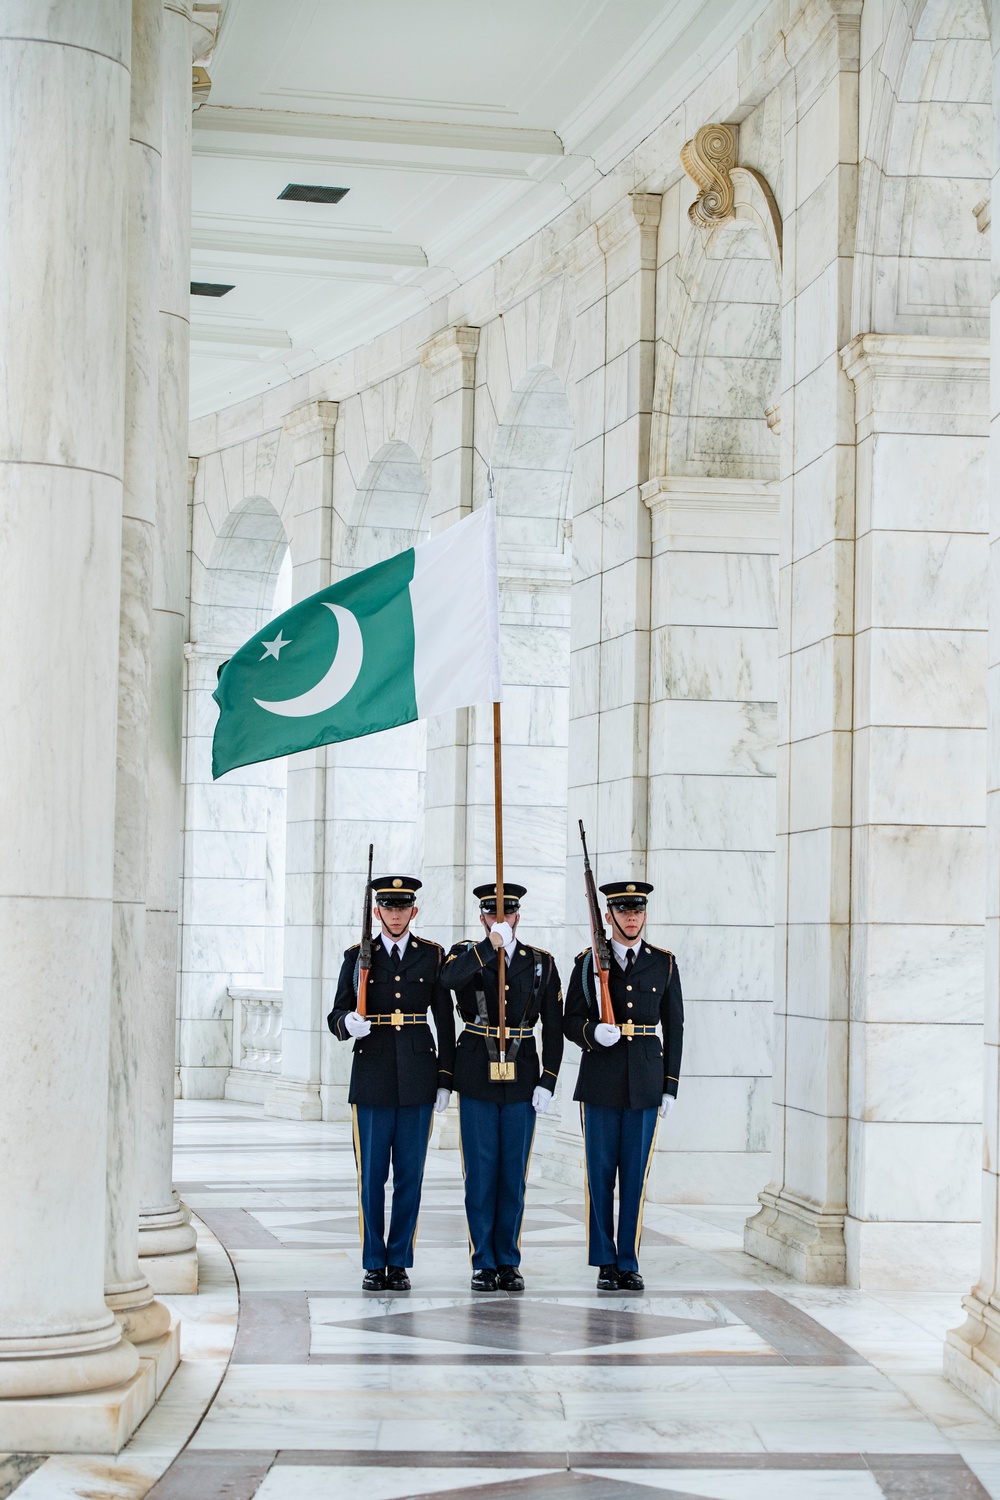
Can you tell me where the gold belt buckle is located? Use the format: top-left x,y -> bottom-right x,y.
391,1009 -> 404,1030
620,1020 -> 635,1038
489,1060 -> 517,1082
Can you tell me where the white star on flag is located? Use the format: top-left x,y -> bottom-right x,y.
260,630 -> 291,661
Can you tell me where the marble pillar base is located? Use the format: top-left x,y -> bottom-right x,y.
430,1100 -> 460,1151
224,1068 -> 274,1105
0,1322 -> 138,1401
265,1079 -> 322,1121
944,1291 -> 1000,1423
319,1083 -> 351,1122
0,1317 -> 179,1455
138,1198 -> 198,1293
846,1217 -> 979,1291
648,1152 -> 771,1206
105,1280 -> 171,1345
178,1064 -> 229,1099
744,1190 -> 846,1284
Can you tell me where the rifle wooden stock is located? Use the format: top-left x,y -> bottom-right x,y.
356,843 -> 374,1018
578,820 -> 615,1026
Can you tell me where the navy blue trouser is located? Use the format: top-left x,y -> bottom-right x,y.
352,1103 -> 433,1269
459,1095 -> 536,1271
581,1103 -> 658,1272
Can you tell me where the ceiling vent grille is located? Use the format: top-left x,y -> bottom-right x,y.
278,183 -> 349,204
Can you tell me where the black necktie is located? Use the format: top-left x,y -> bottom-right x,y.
625,949 -> 635,973
391,944 -> 400,965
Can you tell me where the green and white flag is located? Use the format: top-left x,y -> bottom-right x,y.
212,500 -> 502,779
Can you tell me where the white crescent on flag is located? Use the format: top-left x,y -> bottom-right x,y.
254,603 -> 364,717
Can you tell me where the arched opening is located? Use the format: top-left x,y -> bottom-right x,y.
179,496 -> 292,1103
321,441 -> 432,1118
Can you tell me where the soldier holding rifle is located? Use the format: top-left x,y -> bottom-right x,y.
563,825 -> 684,1291
329,858 -> 455,1292
441,882 -> 563,1292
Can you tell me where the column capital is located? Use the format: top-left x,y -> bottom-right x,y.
596,192 -> 661,259
841,333 -> 989,439
419,325 -> 480,393
281,399 -> 339,459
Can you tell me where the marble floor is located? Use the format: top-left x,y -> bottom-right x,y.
6,1101 -> 1000,1499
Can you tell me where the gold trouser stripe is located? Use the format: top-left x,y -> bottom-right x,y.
351,1105 -> 365,1253
634,1115 -> 660,1262
580,1102 -> 590,1261
457,1104 -> 474,1267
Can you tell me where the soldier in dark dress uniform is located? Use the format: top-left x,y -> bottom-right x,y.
440,882 -> 563,1292
329,875 -> 455,1292
563,880 -> 683,1291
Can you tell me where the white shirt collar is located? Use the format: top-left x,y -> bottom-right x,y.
378,929 -> 410,957
610,935 -> 642,969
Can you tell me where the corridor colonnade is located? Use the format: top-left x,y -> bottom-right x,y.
0,0 -> 210,1454
8,0 -> 1000,1460
178,0 -> 1000,1435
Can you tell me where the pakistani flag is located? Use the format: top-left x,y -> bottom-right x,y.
212,501 -> 502,779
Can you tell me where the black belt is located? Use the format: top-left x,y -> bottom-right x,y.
464,1023 -> 535,1039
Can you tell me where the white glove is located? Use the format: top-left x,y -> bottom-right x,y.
532,1086 -> 552,1114
659,1094 -> 675,1119
488,919 -> 514,950
594,1022 -> 621,1047
434,1088 -> 451,1114
344,1011 -> 371,1038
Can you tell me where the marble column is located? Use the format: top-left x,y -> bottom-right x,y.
944,0 -> 1000,1414
419,327 -> 480,948
842,335 -> 987,1289
744,0 -> 861,1284
266,400 -> 337,1122
0,4 -> 140,1398
138,0 -> 197,1292
641,477 -> 778,1204
106,0 -> 172,1346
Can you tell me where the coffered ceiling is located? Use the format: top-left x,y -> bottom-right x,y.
189,0 -> 765,417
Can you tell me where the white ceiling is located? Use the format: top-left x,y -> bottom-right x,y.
189,0 -> 762,418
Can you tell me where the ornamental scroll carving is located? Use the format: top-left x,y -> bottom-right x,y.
681,123 -> 738,227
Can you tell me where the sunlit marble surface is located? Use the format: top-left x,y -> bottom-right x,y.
6,1101 -> 1000,1497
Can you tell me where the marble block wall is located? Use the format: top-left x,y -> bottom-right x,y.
841,335 -> 988,1288
642,478 -> 778,1205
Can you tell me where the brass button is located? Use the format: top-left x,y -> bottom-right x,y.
505,984 -> 510,991
520,949 -> 526,955
395,975 -> 401,981
395,992 -> 401,999
645,947 -> 651,953
652,987 -> 657,993
627,1002 -> 633,1009
627,1036 -> 633,1042
626,985 -> 632,992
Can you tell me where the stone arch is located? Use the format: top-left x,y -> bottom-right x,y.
179,493 -> 292,1101
651,214 -> 781,483
342,440 -> 430,571
853,0 -> 992,337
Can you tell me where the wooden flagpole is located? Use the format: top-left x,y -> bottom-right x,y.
493,700 -> 507,1065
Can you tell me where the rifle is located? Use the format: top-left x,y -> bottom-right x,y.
356,843 -> 374,1017
578,820 -> 614,1026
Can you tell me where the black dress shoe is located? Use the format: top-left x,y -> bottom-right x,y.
618,1270 -> 644,1291
471,1267 -> 499,1291
596,1264 -> 620,1290
497,1265 -> 524,1291
385,1266 -> 411,1291
362,1268 -> 386,1291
